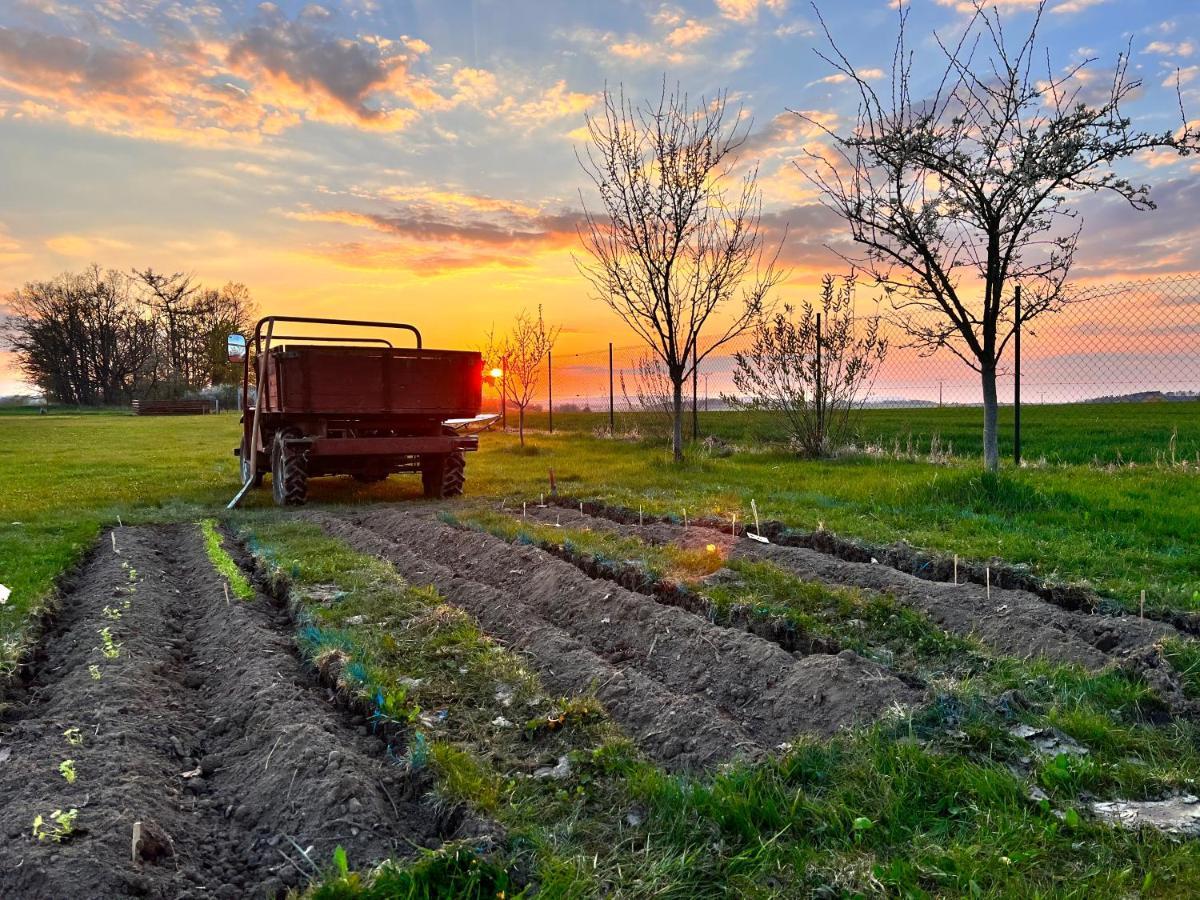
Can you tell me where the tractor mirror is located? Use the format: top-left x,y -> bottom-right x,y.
227,333 -> 247,363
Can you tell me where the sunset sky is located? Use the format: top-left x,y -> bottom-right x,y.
1,0 -> 1199,396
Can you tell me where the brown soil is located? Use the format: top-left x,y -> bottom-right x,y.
308,508 -> 921,771
520,505 -> 1182,674
0,524 -> 456,899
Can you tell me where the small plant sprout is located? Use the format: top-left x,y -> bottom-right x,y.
88,665 -> 102,681
102,605 -> 122,621
63,727 -> 83,747
59,759 -> 77,784
32,808 -> 78,843
98,627 -> 121,660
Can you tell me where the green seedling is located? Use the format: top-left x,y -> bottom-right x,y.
62,727 -> 83,747
59,759 -> 77,784
31,808 -> 78,843
88,665 -> 102,681
98,627 -> 120,659
102,605 -> 121,621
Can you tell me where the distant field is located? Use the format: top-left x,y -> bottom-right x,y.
520,400 -> 1200,465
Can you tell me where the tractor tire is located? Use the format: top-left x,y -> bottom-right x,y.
240,436 -> 264,488
420,454 -> 447,499
442,448 -> 466,497
271,430 -> 309,506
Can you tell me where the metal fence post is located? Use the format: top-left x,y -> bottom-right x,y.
692,342 -> 699,441
815,312 -> 823,438
1014,284 -> 1022,467
608,342 -> 614,431
547,349 -> 553,434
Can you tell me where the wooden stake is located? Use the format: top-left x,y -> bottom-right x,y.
522,501 -> 526,518
1140,589 -> 1146,619
731,512 -> 736,536
986,567 -> 991,601
953,554 -> 958,585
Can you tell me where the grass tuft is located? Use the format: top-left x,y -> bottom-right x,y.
199,518 -> 254,600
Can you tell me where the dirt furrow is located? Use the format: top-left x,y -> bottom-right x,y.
305,512 -> 762,769
0,524 -> 445,899
520,505 -> 1180,672
316,508 -> 921,769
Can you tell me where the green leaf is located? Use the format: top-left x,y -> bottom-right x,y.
853,816 -> 874,831
333,844 -> 349,877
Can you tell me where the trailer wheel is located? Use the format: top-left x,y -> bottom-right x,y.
420,454 -> 446,499
240,436 -> 264,488
442,448 -> 466,497
271,430 -> 309,506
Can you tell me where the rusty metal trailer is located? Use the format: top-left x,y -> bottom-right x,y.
227,315 -> 482,507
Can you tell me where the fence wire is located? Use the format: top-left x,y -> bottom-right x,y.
513,273 -> 1199,421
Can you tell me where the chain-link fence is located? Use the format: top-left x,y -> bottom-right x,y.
507,272 -> 1200,427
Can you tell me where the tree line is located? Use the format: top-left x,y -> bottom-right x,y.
3,266 -> 256,406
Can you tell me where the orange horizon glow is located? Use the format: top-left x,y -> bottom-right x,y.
2,0 -> 1199,397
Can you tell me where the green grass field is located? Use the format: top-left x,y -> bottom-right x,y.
522,400 -> 1200,465
2,406 -> 1199,896
3,405 -> 1199,670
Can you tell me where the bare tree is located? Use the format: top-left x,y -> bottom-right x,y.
728,274 -> 887,457
576,82 -> 783,462
5,267 -> 154,405
5,266 -> 255,405
798,1 -> 1199,470
484,307 -> 559,445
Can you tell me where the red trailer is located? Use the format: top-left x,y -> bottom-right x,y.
227,316 -> 483,507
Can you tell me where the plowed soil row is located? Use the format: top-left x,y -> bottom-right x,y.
309,508 -> 921,771
0,524 -> 448,900
519,505 -> 1183,675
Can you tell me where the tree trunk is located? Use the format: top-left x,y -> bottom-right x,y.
671,378 -> 684,463
981,362 -> 999,472
518,407 -> 525,446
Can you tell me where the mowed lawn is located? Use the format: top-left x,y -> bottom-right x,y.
2,405 -> 1199,667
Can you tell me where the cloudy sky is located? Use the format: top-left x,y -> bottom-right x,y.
1,0 -> 1198,394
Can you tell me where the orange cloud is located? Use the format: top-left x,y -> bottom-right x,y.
0,13 -> 439,144
715,0 -> 788,24
493,80 -> 594,129
666,20 -> 715,48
